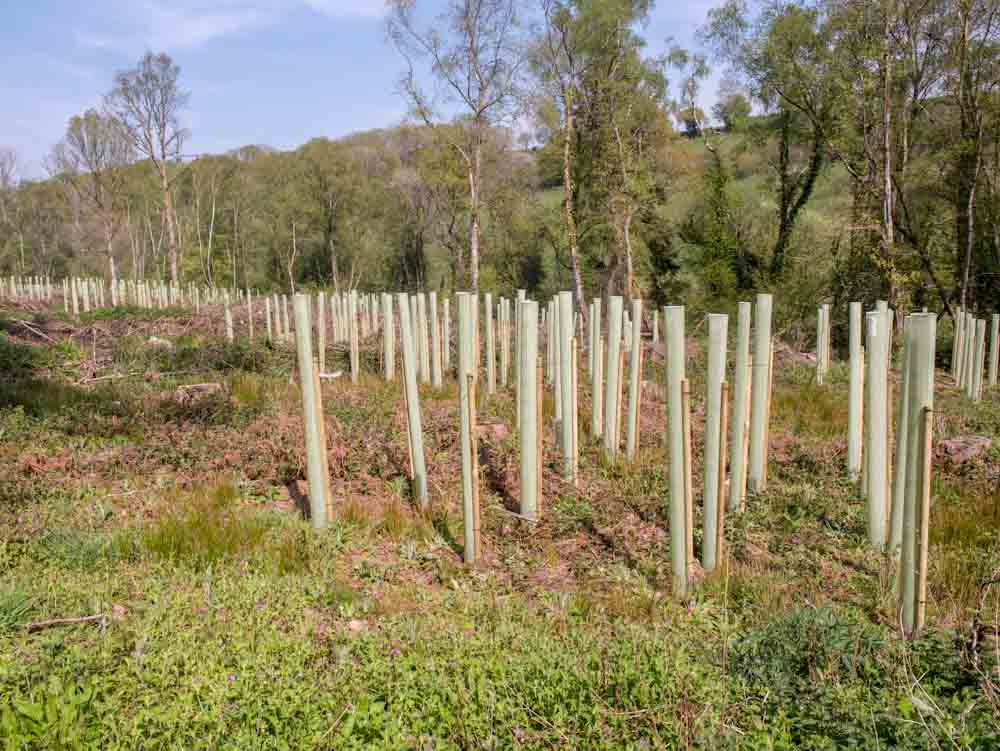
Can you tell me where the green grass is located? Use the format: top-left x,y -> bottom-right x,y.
1,303 -> 997,749
141,482 -> 281,571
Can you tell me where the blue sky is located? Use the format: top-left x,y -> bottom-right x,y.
1,0 -> 725,178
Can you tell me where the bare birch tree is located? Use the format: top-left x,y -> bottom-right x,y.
387,0 -> 525,292
49,110 -> 133,285
105,52 -> 189,285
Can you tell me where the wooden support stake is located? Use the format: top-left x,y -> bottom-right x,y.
916,406 -> 933,631
616,343 -> 626,454
716,381 -> 730,559
762,339 -> 774,487
537,360 -> 544,514
572,336 -> 579,486
470,373 -> 481,561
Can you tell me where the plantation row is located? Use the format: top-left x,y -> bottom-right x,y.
4,274 -> 999,640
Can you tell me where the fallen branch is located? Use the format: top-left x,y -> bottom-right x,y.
76,371 -> 141,385
11,319 -> 56,343
493,505 -> 539,523
26,614 -> 107,633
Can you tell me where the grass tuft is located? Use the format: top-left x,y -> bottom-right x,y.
141,482 -> 273,570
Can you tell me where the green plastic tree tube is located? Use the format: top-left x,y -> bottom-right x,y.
748,293 -> 773,493
559,291 -> 575,480
603,296 -> 624,459
889,316 -> 912,557
973,318 -> 986,401
591,298 -> 603,438
430,291 -> 442,387
382,293 -> 395,381
316,293 -> 325,373
900,313 -> 935,636
486,293 -> 496,394
520,299 -> 540,518
417,293 -> 430,384
989,314 -> 999,387
665,305 -> 687,597
457,292 -> 478,563
703,313 -> 728,571
625,298 -> 643,459
848,302 -> 862,480
729,301 -> 752,512
293,294 -> 328,529
396,292 -> 428,507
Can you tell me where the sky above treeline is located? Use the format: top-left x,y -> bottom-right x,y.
1,0 -> 725,177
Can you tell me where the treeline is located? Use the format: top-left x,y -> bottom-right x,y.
1,0 -> 999,323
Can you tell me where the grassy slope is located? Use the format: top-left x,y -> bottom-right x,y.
0,303 -> 998,749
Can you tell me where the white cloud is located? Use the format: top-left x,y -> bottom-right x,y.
74,0 -> 387,53
303,0 -> 387,18
74,31 -> 115,50
138,1 -> 278,49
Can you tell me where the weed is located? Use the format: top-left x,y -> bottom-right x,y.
141,482 -> 273,570
31,528 -> 112,572
0,587 -> 34,630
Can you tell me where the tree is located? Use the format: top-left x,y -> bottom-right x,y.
0,148 -> 22,272
702,1 -> 840,277
387,0 -> 525,292
49,110 -> 133,284
713,76 -> 752,130
948,0 -> 1000,309
529,0 -> 646,307
105,52 -> 189,285
669,44 -> 711,140
547,0 -> 668,299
